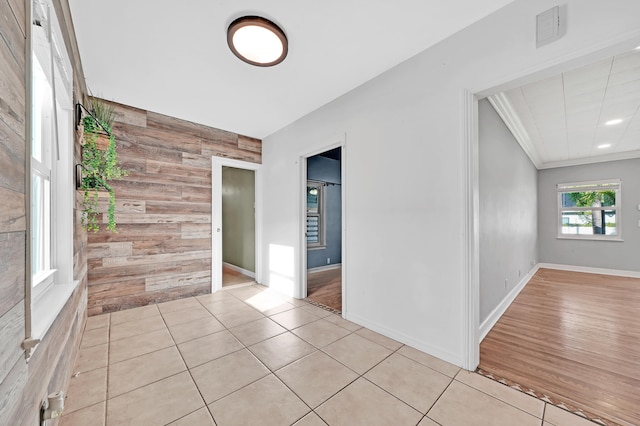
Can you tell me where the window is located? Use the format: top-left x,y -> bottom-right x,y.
557,179 -> 621,240
306,181 -> 325,248
28,0 -> 77,344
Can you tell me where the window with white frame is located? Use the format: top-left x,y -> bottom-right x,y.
557,179 -> 621,240
29,0 -> 76,341
306,181 -> 325,248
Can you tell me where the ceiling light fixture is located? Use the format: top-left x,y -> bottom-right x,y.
605,119 -> 623,126
227,16 -> 288,67
597,143 -> 611,149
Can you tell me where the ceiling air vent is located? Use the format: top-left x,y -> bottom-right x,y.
536,6 -> 561,48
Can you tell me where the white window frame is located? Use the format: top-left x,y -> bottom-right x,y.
27,0 -> 78,352
557,179 -> 622,241
306,180 -> 326,249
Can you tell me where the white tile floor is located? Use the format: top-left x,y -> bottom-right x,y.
61,284 -> 597,426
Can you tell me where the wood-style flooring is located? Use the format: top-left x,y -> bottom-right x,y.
479,268 -> 640,426
222,265 -> 255,287
306,267 -> 342,312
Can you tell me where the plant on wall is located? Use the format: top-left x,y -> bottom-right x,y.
80,97 -> 128,232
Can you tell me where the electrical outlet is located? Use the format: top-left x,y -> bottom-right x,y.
327,258 -> 330,264
518,269 -> 521,278
504,278 -> 508,290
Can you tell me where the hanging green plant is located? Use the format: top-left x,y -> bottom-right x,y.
80,98 -> 128,233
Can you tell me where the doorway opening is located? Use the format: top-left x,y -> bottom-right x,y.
212,158 -> 262,293
221,166 -> 255,287
463,34 -> 640,426
465,35 -> 639,371
304,147 -> 342,312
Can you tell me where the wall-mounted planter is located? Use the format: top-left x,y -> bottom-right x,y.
95,133 -> 111,151
77,98 -> 127,233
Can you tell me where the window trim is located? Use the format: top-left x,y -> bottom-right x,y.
306,180 -> 326,249
25,0 -> 79,357
556,179 -> 622,241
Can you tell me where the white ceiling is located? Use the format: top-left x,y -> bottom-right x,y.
68,0 -> 515,139
489,48 -> 640,169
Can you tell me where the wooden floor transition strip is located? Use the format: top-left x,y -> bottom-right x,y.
476,368 -> 614,426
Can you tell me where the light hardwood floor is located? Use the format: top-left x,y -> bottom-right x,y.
306,267 -> 342,312
222,265 -> 255,287
479,268 -> 640,426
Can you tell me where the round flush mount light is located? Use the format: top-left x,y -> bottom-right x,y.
227,16 -> 288,67
597,143 -> 612,149
605,118 -> 623,126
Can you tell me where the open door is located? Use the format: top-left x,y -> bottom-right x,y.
300,142 -> 346,315
212,158 -> 262,292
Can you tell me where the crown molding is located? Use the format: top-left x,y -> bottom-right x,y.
487,93 -> 542,169
538,149 -> 640,169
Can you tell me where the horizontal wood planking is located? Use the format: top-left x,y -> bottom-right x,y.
0,301 -> 25,384
10,282 -> 86,425
181,223 -> 212,240
0,19 -> 25,140
238,135 -> 261,153
0,354 -> 28,423
6,0 -> 26,37
91,282 -> 211,315
0,13 -> 27,421
87,102 -> 261,314
146,270 -> 211,291
479,268 -> 640,426
0,0 -> 25,73
0,117 -> 25,193
0,0 -> 89,423
0,187 -> 25,232
0,233 -> 25,318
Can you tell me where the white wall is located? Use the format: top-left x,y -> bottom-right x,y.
538,158 -> 640,271
479,99 -> 537,323
261,0 -> 640,366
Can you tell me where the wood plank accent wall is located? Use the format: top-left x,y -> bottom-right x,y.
0,0 -> 89,424
87,101 -> 262,315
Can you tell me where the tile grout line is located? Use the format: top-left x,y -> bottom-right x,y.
190,292 -> 319,421
104,312 -> 112,426
191,291 -> 366,424
87,293 -> 358,416
157,298 -> 214,425
88,289 -> 433,426
458,376 -> 546,420
422,374 -> 457,422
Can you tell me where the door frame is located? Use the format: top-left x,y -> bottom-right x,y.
299,137 -> 347,315
462,35 -> 640,370
211,157 -> 263,292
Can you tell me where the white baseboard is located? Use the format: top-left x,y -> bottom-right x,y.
479,264 -> 540,342
223,262 -> 255,279
346,312 -> 464,368
538,263 -> 640,279
307,263 -> 342,273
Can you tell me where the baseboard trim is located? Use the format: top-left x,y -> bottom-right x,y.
539,263 -> 640,279
307,263 -> 342,273
223,262 -> 256,279
479,264 -> 540,342
346,312 -> 463,368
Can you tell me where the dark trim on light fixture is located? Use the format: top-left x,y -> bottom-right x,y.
227,16 -> 288,67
